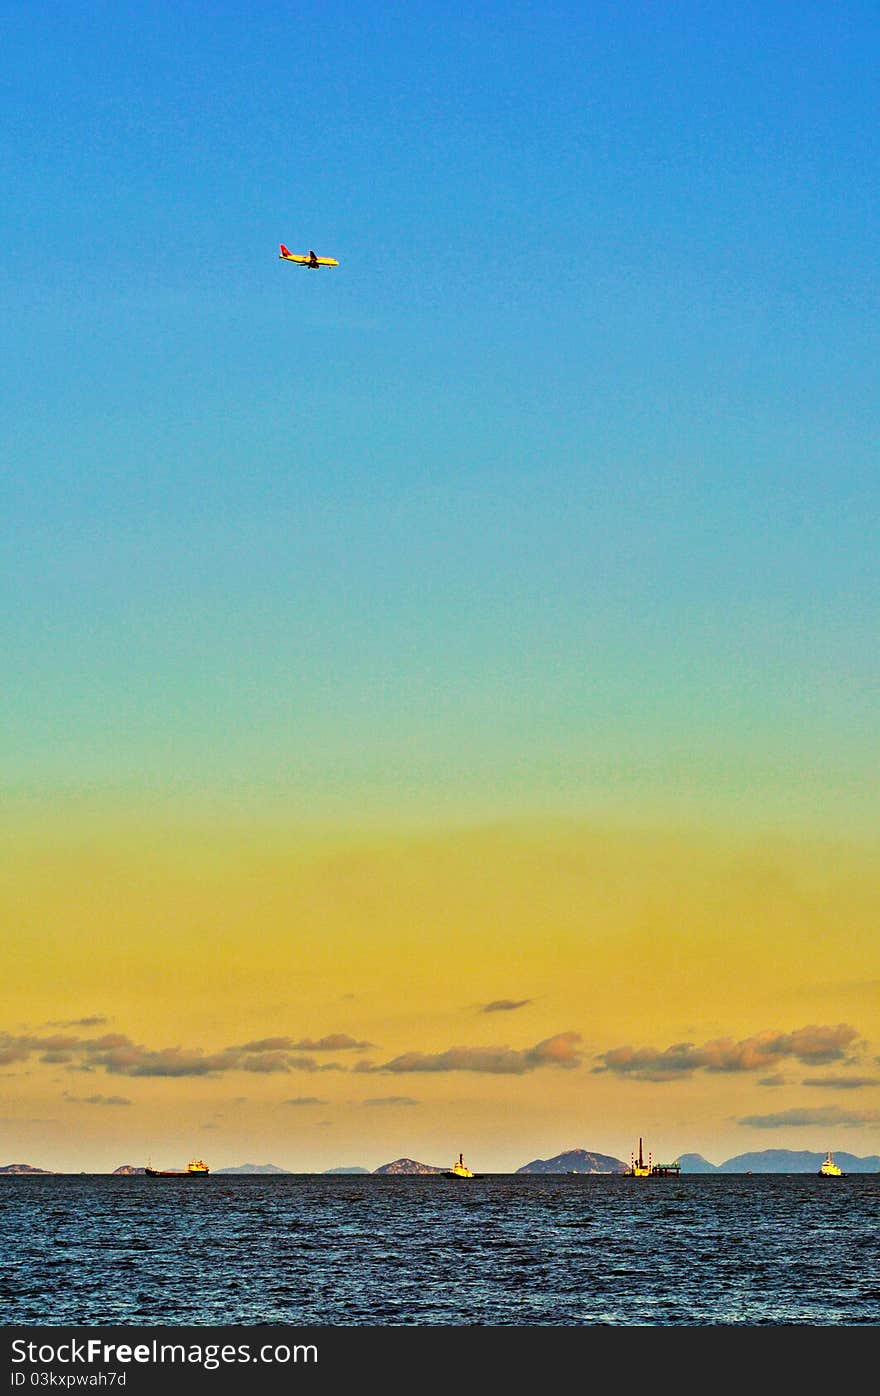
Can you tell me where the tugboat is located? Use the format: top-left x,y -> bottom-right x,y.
145,1159 -> 210,1177
625,1138 -> 681,1178
819,1151 -> 844,1177
444,1153 -> 475,1178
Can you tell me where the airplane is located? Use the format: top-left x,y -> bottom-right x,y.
279,244 -> 339,269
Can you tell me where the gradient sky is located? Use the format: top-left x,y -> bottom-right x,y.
2,2 -> 879,1172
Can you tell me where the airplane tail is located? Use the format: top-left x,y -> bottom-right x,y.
279,244 -> 291,257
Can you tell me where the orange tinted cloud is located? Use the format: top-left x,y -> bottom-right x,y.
236,1034 -> 371,1052
355,1031 -> 583,1075
595,1024 -> 860,1081
0,1029 -> 361,1077
739,1105 -> 880,1128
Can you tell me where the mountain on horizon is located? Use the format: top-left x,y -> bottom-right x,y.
705,1149 -> 880,1174
517,1149 -> 628,1174
517,1147 -> 880,1175
677,1154 -> 718,1172
214,1163 -> 292,1174
5,1147 -> 880,1177
373,1158 -> 444,1175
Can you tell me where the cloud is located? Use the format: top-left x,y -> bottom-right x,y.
594,1025 -> 861,1082
0,1033 -> 79,1066
356,1032 -> 583,1076
282,1097 -> 327,1107
64,1092 -> 131,1107
235,1037 -> 296,1053
47,1017 -> 110,1029
739,1105 -> 880,1129
779,1025 -> 862,1063
288,1057 -> 345,1074
801,1076 -> 880,1090
293,1035 -> 372,1052
362,1096 -> 419,1107
234,1033 -> 371,1049
481,999 -> 533,1014
0,1028 -> 359,1079
93,1042 -> 242,1077
758,1075 -> 788,1087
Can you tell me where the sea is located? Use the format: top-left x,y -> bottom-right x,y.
2,1171 -> 879,1328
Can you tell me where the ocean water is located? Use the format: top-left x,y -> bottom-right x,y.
2,1173 -> 878,1327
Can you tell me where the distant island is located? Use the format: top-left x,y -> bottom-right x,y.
214,1163 -> 292,1175
4,1147 -> 880,1176
678,1149 -> 880,1174
515,1148 -> 880,1174
518,1147 -> 880,1174
373,1158 -> 445,1175
517,1149 -> 628,1174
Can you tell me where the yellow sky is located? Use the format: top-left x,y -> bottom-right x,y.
3,806 -> 878,1172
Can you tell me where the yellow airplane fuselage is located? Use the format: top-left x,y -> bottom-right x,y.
280,252 -> 339,268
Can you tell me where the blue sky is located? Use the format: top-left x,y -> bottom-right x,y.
3,1 -> 878,829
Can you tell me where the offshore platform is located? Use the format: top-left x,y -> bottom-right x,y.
626,1138 -> 681,1177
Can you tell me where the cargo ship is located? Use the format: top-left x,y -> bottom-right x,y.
625,1138 -> 680,1178
444,1153 -> 475,1178
144,1159 -> 210,1177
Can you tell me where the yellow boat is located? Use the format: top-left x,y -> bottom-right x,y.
819,1151 -> 843,1177
444,1153 -> 475,1178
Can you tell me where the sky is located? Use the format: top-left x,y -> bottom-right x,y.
2,1 -> 879,1173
